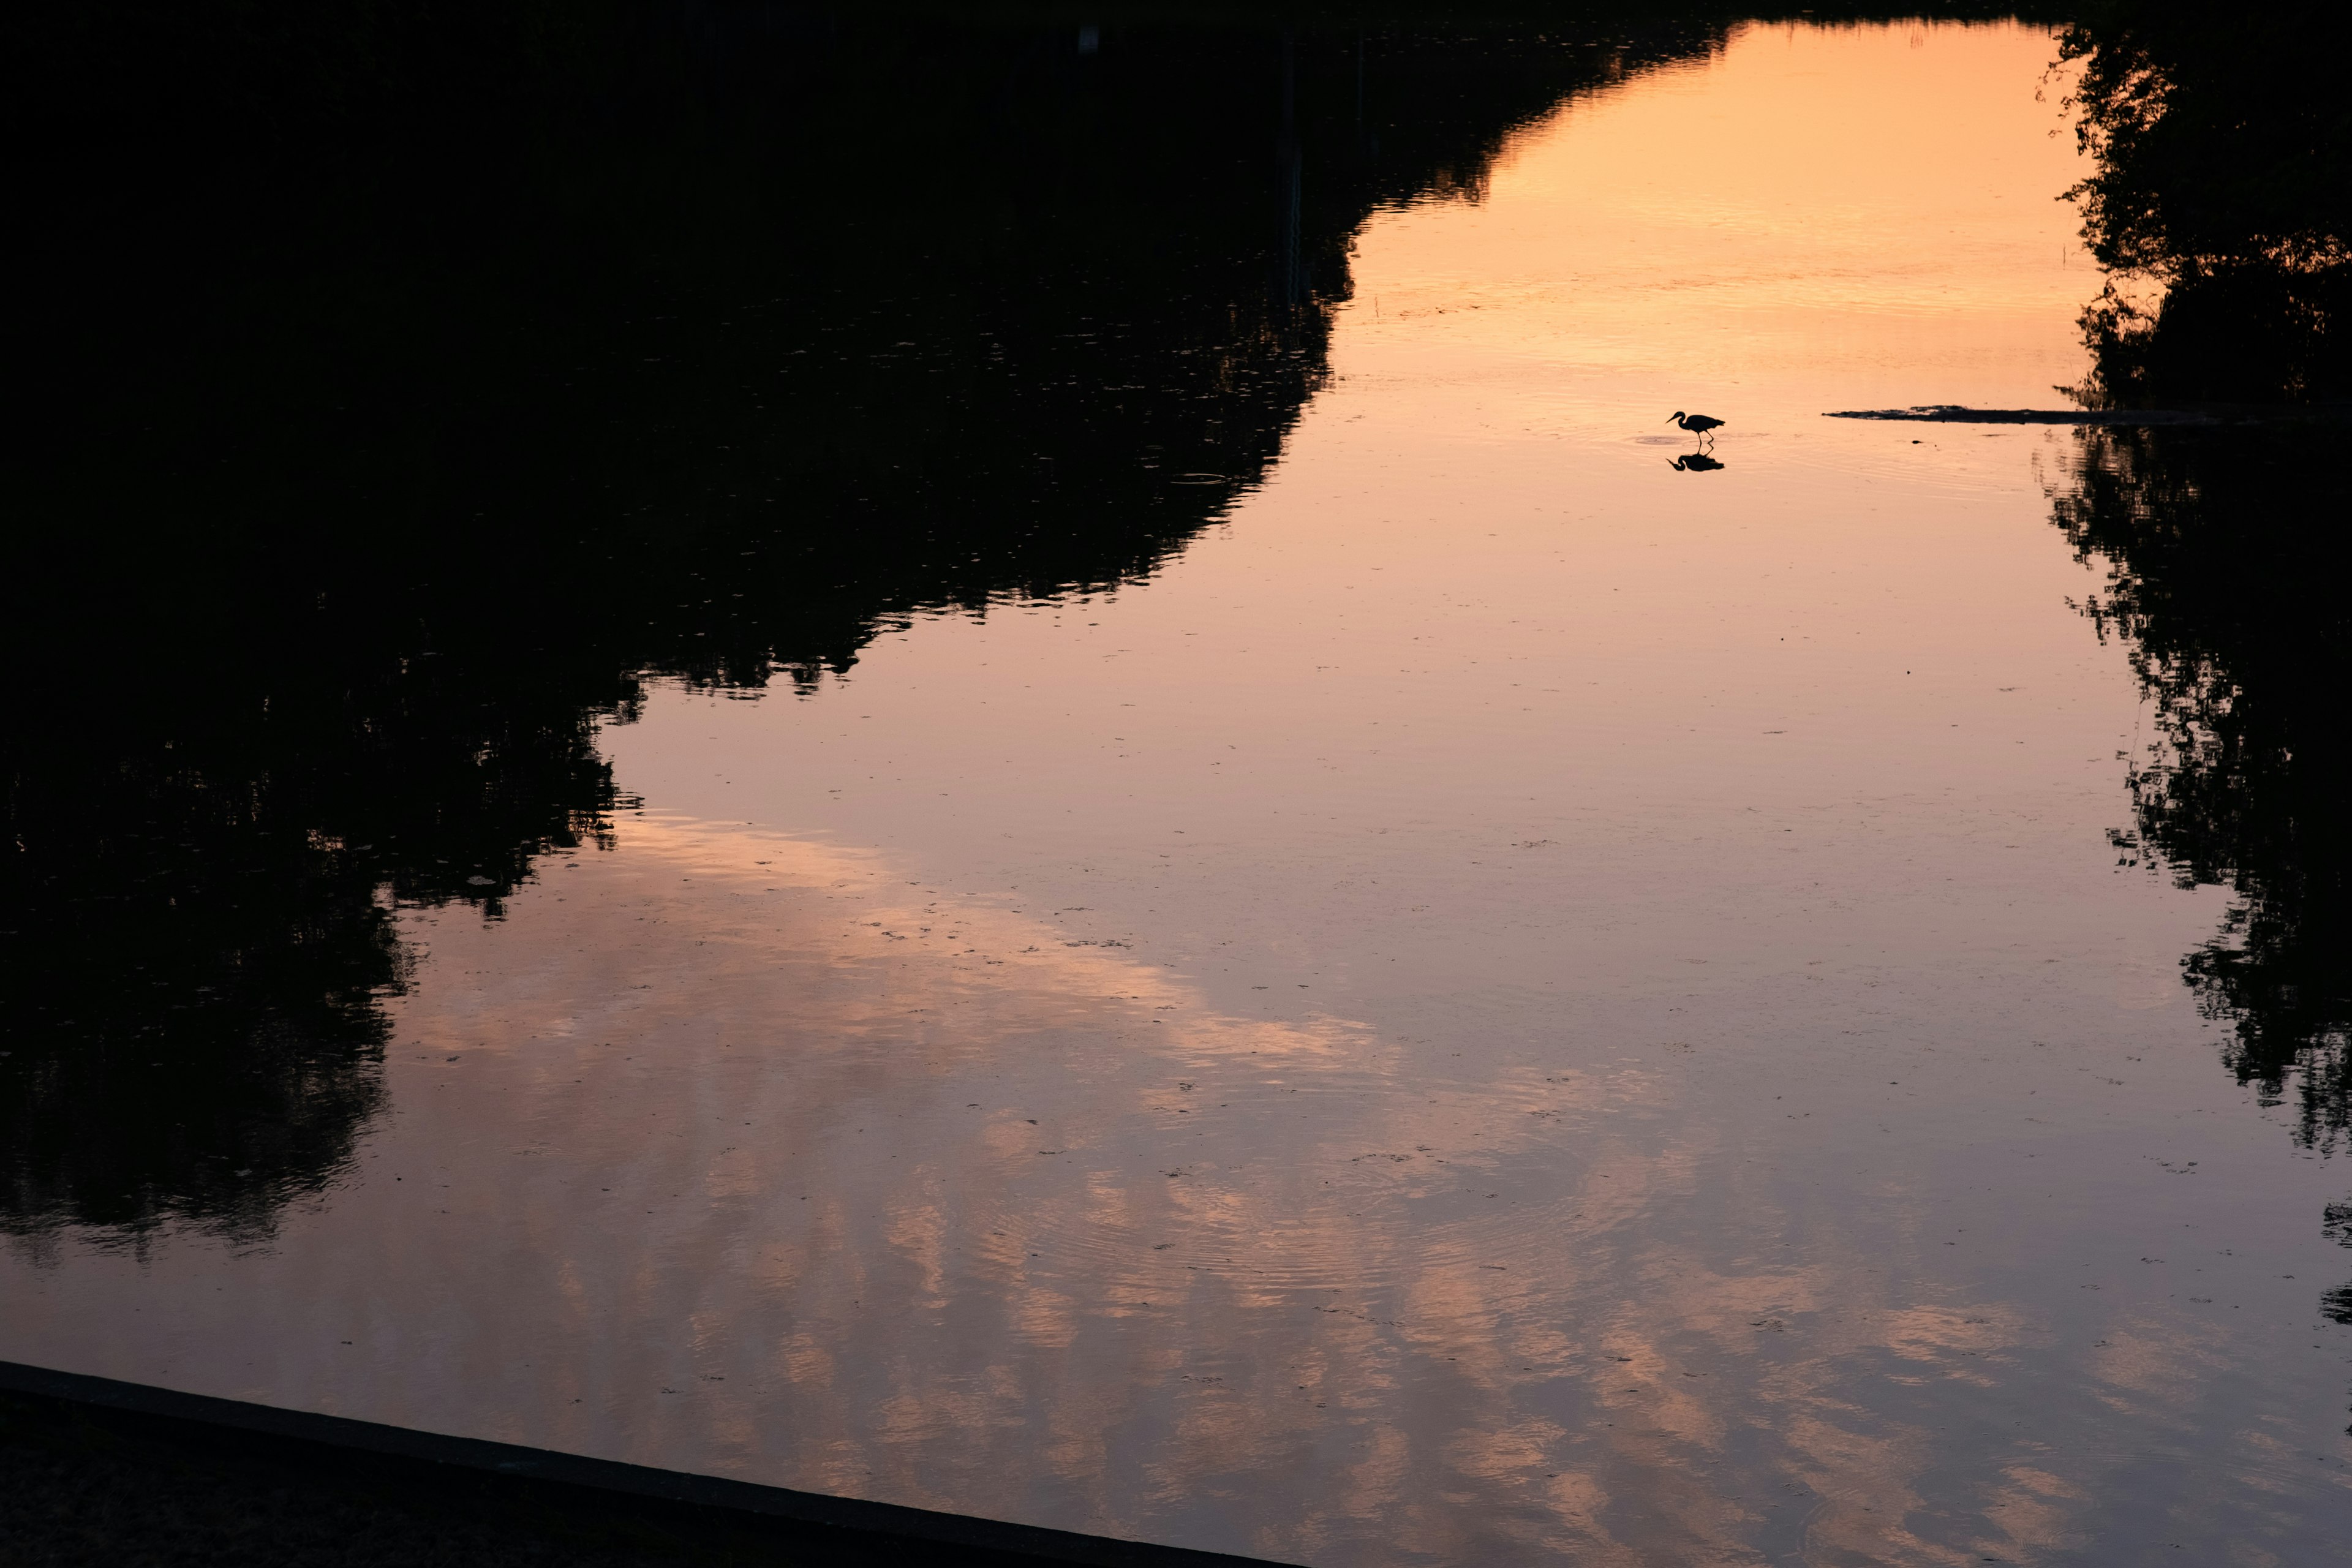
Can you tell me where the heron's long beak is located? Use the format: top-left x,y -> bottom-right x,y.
1665,413 -> 1681,424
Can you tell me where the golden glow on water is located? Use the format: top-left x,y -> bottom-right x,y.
11,22 -> 2352,1566
1349,21 -> 2088,414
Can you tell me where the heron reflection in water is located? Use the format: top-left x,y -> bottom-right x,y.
1668,450 -> 1725,472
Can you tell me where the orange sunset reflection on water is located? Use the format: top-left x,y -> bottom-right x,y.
1349,21 -> 2090,408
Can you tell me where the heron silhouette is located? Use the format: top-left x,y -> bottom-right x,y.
1666,410 -> 1725,446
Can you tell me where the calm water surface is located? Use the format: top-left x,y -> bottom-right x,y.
10,18 -> 2352,1566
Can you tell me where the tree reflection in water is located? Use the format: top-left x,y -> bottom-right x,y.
2056,0 -> 2352,1350
2053,426 -> 2351,1140
1,15 -> 1726,1241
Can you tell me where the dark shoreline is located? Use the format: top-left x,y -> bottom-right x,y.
0,1361 -> 1292,1568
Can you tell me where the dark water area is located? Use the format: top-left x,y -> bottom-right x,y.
6,2 -> 2352,1562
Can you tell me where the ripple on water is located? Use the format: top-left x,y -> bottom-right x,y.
951,1078 -> 1623,1320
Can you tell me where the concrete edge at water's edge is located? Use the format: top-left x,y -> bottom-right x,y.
0,1360 -> 1302,1568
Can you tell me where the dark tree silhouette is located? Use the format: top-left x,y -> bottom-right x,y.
2056,0 -> 2352,1391
2,10 -> 1732,1240
1,0 -> 2082,1242
2058,0 -> 2352,404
